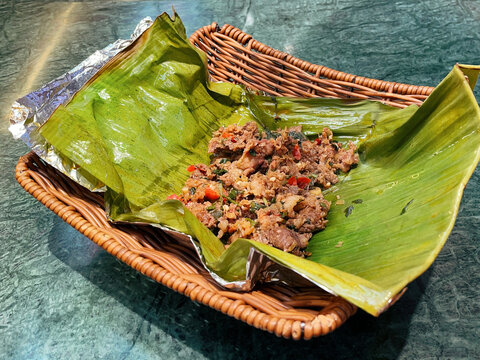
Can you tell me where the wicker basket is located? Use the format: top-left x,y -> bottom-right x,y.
190,23 -> 433,108
15,23 -> 434,340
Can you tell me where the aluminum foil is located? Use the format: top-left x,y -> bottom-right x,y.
8,17 -> 328,294
9,17 -> 154,192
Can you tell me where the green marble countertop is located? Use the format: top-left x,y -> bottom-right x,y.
1,1 -> 479,359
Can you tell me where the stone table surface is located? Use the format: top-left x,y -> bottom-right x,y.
1,1 -> 479,359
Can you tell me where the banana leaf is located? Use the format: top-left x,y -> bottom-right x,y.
38,12 -> 480,316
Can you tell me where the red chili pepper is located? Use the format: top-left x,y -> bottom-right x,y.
296,177 -> 311,189
166,194 -> 180,200
292,144 -> 301,160
315,137 -> 322,145
186,165 -> 196,172
221,132 -> 236,142
204,188 -> 220,201
287,176 -> 297,186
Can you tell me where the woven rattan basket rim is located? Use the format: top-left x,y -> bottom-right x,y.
16,152 -> 357,340
189,23 -> 434,108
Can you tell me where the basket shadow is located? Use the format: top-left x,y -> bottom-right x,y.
48,216 -> 428,360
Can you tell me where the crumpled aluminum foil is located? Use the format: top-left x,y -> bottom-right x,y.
164,225 -> 318,291
8,17 -> 327,293
9,17 -> 154,191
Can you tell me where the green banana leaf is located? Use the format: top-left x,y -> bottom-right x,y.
39,12 -> 480,316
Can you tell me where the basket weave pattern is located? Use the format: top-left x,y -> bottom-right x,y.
190,23 -> 434,108
15,24 -> 432,339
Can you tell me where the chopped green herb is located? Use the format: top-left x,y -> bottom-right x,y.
189,187 -> 196,195
228,189 -> 240,200
262,197 -> 269,207
250,201 -> 266,212
287,131 -> 307,143
213,168 -> 227,176
345,205 -> 354,217
219,158 -> 228,164
352,199 -> 363,204
206,205 -> 216,211
249,149 -> 257,157
226,197 -> 238,205
226,187 -> 240,204
400,199 -> 414,215
334,169 -> 341,175
287,224 -> 296,230
245,218 -> 258,227
281,211 -> 289,219
270,197 -> 276,204
319,202 -> 328,209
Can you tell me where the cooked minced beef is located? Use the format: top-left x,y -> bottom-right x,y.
177,122 -> 358,256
